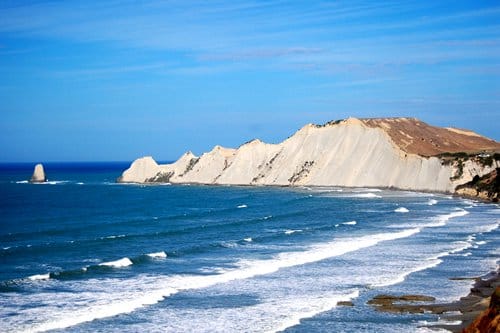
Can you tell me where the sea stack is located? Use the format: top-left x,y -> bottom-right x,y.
30,163 -> 47,183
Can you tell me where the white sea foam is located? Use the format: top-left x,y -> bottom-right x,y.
416,322 -> 458,333
267,290 -> 360,333
26,228 -> 420,332
353,188 -> 383,192
98,257 -> 133,268
76,182 -> 84,185
44,181 -> 68,185
28,273 -> 50,281
476,241 -> 487,245
476,223 -> 499,233
370,258 -> 442,287
220,242 -> 238,248
243,237 -> 253,242
146,251 -> 167,259
284,229 -> 302,235
320,188 -> 343,193
16,180 -> 29,184
237,204 -> 247,209
406,209 -> 470,228
394,207 -> 409,213
342,221 -> 357,225
429,240 -> 474,260
427,199 -> 438,205
352,193 -> 382,198
104,234 -> 126,239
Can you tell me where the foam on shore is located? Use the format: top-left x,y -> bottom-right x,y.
27,228 -> 420,332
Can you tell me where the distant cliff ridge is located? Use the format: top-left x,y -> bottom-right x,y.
118,117 -> 500,193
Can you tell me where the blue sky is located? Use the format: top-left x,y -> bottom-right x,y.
1,0 -> 499,162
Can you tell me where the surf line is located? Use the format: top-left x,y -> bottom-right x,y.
29,228 -> 420,333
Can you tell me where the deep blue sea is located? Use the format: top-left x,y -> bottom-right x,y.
0,163 -> 498,333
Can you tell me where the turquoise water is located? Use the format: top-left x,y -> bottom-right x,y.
0,163 -> 498,332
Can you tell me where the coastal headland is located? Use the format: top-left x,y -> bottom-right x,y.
118,117 -> 500,199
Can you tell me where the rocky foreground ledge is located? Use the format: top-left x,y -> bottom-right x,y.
368,269 -> 500,332
118,117 -> 500,194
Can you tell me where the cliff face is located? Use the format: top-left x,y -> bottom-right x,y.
118,118 -> 500,192
463,286 -> 500,333
455,168 -> 500,202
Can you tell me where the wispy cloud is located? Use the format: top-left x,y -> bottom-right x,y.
51,63 -> 168,78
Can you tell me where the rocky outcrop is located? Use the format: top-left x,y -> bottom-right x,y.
463,286 -> 500,333
30,164 -> 47,183
455,168 -> 500,202
118,118 -> 500,192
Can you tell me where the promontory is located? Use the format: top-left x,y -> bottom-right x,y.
118,117 -> 500,196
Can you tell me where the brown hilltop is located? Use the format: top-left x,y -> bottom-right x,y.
360,117 -> 500,157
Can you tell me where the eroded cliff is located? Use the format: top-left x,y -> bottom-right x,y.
118,117 -> 500,192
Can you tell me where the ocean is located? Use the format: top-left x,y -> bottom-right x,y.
0,163 -> 498,333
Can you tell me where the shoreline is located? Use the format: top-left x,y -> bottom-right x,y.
432,269 -> 499,332
368,267 -> 500,332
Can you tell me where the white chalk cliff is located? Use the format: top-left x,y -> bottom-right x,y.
118,118 -> 500,192
30,163 -> 47,183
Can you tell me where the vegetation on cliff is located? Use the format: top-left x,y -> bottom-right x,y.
455,168 -> 500,202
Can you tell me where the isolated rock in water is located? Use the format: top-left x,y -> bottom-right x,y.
30,164 -> 47,183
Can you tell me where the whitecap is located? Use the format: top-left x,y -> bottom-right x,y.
342,221 -> 357,226
370,258 -> 442,287
104,234 -> 126,239
243,237 -> 253,242
387,209 -> 470,228
15,180 -> 29,184
427,199 -> 438,205
428,240 -> 473,260
220,242 -> 238,248
394,207 -> 409,213
98,257 -> 133,268
237,204 -> 247,209
44,181 -> 68,185
352,193 -> 382,198
25,228 -> 420,332
28,273 -> 50,281
284,229 -> 302,235
476,223 -> 499,233
353,188 -> 382,192
76,182 -> 84,185
146,251 -> 167,259
269,290 -> 359,333
425,209 -> 469,227
476,241 -> 487,245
